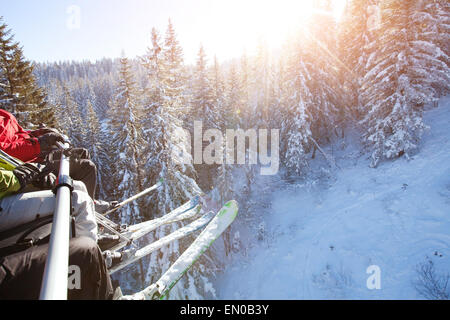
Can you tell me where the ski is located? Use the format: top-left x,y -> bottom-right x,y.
124,205 -> 201,245
101,179 -> 164,216
121,200 -> 238,300
97,195 -> 202,252
108,210 -> 216,274
97,194 -> 201,232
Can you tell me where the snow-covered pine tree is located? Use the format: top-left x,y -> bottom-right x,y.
0,18 -> 55,126
239,51 -> 253,128
92,73 -> 117,116
214,59 -> 251,203
225,61 -> 243,129
109,55 -> 145,225
192,45 -> 217,130
211,60 -> 242,204
191,45 -> 221,190
161,19 -> 189,122
149,20 -> 201,216
140,21 -> 207,299
424,0 -> 449,58
253,40 -> 271,127
140,23 -> 200,216
360,0 -> 449,167
210,56 -> 234,203
412,0 -> 450,98
211,55 -> 226,129
57,84 -> 86,147
281,39 -> 314,176
85,99 -> 105,198
140,27 -> 165,207
70,78 -> 92,124
303,0 -> 344,142
142,27 -> 164,114
338,0 -> 375,119
266,54 -> 285,131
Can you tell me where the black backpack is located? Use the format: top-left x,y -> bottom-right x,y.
0,215 -> 54,258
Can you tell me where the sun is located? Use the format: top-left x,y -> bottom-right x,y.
200,0 -> 347,61
243,0 -> 316,48
254,0 -> 348,48
332,0 -> 348,21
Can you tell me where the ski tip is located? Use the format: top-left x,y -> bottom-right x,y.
224,200 -> 238,209
218,200 -> 238,218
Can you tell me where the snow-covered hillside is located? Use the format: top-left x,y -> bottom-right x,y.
216,97 -> 450,299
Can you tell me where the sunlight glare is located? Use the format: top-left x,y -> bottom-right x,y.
202,0 -> 347,61
240,0 -> 315,50
332,0 -> 347,21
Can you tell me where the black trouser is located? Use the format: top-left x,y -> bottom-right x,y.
69,158 -> 97,199
0,237 -> 114,300
51,158 -> 97,199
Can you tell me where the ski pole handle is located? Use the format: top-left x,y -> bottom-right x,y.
102,179 -> 163,216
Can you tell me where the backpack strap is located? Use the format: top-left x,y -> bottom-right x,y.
0,216 -> 53,258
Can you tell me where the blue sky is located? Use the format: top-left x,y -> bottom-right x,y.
2,0 -> 346,64
2,0 -> 203,63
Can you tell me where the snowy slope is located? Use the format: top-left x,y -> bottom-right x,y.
216,97 -> 450,299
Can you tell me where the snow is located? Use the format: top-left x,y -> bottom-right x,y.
215,96 -> 450,299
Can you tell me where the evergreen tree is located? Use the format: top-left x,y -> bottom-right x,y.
304,0 -> 344,142
57,84 -> 85,147
109,55 -> 145,224
281,40 -> 314,176
360,0 -> 449,167
225,61 -> 243,128
266,55 -> 285,130
191,45 -> 220,190
210,56 -> 232,201
141,27 -> 165,201
211,56 -> 225,127
141,21 -> 205,300
161,19 -> 188,119
142,27 -> 164,115
192,45 -> 216,129
412,0 -> 450,98
239,51 -> 252,127
253,41 -> 270,127
85,99 -> 105,198
0,18 -> 55,126
141,22 -> 200,216
338,0 -> 375,118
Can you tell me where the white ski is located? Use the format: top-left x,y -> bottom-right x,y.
97,195 -> 202,252
108,210 -> 216,274
121,200 -> 238,300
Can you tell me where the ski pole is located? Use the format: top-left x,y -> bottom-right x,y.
0,148 -> 23,169
39,142 -> 72,300
102,178 -> 164,216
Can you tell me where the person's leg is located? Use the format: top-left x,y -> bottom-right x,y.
0,190 -> 55,233
0,183 -> 97,242
72,186 -> 98,242
73,180 -> 89,193
0,236 -> 114,300
66,236 -> 114,300
0,238 -> 47,299
69,158 -> 97,199
50,158 -> 117,213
